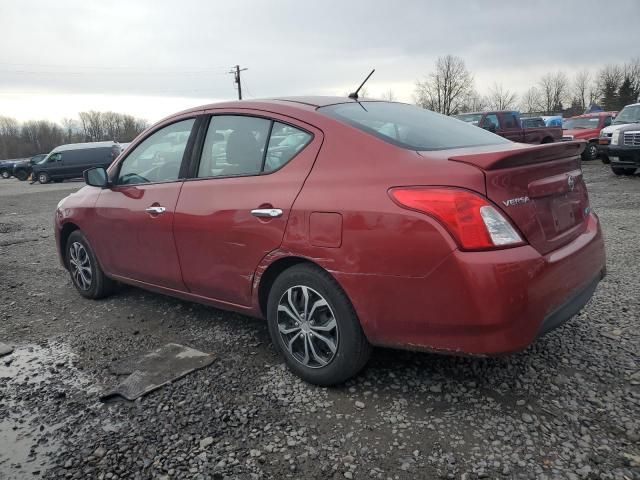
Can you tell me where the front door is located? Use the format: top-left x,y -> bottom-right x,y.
173,113 -> 322,306
89,117 -> 197,290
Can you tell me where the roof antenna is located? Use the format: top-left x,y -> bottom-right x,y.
348,69 -> 375,100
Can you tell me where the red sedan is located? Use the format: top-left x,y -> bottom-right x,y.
562,111 -> 617,160
55,97 -> 606,385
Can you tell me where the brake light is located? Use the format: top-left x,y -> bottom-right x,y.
389,187 -> 524,250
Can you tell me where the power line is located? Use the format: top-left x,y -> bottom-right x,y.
228,65 -> 247,100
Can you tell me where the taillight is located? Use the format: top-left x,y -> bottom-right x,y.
389,187 -> 524,250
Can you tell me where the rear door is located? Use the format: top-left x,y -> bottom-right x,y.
173,111 -> 323,306
89,117 -> 199,289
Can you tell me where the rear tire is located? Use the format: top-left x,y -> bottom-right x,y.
0,170 -> 10,179
541,137 -> 554,144
266,263 -> 371,386
66,230 -> 115,299
611,166 -> 637,176
38,172 -> 50,184
582,143 -> 598,161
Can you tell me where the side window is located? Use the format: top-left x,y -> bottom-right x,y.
482,114 -> 500,130
117,118 -> 195,185
502,113 -> 519,129
604,116 -> 612,127
49,153 -> 62,162
197,116 -> 271,178
264,122 -> 312,173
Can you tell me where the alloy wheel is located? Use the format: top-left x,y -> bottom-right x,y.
69,242 -> 92,290
276,285 -> 339,368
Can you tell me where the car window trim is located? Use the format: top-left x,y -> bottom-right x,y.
185,112 -> 315,182
111,115 -> 202,187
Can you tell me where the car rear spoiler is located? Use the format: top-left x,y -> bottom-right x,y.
448,141 -> 585,170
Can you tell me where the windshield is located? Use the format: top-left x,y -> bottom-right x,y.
320,102 -> 509,151
613,105 -> 640,124
37,154 -> 51,164
454,113 -> 483,124
563,117 -> 600,130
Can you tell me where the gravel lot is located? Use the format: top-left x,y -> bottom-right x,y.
1,164 -> 639,480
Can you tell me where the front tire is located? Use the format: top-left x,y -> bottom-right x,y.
266,264 -> 371,386
612,166 -> 637,176
14,170 -> 28,181
582,143 -> 598,161
66,230 -> 115,299
38,172 -> 50,184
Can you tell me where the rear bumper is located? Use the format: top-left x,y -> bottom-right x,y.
335,213 -> 605,355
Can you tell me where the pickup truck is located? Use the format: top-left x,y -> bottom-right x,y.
454,110 -> 562,144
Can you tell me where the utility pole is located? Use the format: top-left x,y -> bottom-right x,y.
229,65 -> 248,100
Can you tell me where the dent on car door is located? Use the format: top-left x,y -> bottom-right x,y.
173,113 -> 323,307
89,117 -> 198,289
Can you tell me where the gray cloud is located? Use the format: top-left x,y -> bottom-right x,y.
1,0 -> 639,117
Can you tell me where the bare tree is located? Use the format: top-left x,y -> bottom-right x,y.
458,90 -> 488,113
102,111 -> 124,141
572,70 -> 592,111
538,72 -> 569,114
79,111 -> 104,141
486,83 -> 518,110
0,116 -> 21,158
414,55 -> 474,115
381,89 -> 397,101
520,87 -> 543,113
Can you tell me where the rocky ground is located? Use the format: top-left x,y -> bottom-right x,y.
0,164 -> 639,480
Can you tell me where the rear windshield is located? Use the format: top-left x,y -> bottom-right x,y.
319,102 -> 510,151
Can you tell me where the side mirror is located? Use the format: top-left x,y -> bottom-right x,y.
83,167 -> 110,188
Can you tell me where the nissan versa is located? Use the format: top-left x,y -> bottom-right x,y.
54,97 -> 606,385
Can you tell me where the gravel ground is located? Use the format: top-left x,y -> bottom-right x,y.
0,164 -> 639,480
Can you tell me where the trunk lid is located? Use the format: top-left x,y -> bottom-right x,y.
448,142 -> 589,255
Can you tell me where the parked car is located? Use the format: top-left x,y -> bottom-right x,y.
55,98 -> 606,385
454,111 -> 562,143
32,142 -> 123,184
11,154 -> 47,181
562,112 -> 616,161
0,159 -> 21,178
599,103 -> 640,162
607,122 -> 640,176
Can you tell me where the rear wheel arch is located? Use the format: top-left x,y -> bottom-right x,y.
258,256 -> 319,318
257,256 -> 353,320
541,136 -> 554,144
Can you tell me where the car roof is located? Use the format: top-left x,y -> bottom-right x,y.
167,96 -> 387,119
569,111 -> 617,119
51,141 -> 119,153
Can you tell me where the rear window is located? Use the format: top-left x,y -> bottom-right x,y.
319,102 -> 510,151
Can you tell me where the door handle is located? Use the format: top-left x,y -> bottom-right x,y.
145,206 -> 166,214
251,208 -> 283,218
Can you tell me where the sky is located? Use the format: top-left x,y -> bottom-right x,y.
1,0 -> 639,123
